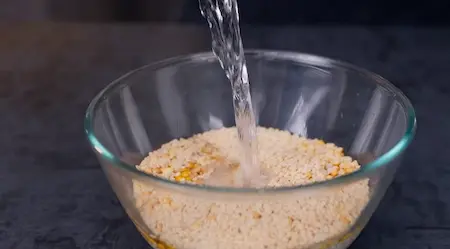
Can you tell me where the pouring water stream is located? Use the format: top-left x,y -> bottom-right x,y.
199,0 -> 264,187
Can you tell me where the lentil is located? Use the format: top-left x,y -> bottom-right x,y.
133,127 -> 369,249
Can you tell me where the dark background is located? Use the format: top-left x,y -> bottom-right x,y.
1,1 -> 449,249
3,0 -> 450,25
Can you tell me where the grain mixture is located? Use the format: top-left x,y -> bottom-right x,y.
133,127 -> 369,249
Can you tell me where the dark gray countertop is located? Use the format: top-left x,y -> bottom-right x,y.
0,23 -> 448,249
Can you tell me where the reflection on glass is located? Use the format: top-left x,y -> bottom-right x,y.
326,70 -> 347,130
350,88 -> 388,156
285,69 -> 330,137
156,67 -> 190,137
121,86 -> 152,154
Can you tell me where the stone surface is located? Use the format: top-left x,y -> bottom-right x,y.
0,23 -> 448,249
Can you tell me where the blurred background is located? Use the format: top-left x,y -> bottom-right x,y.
2,0 -> 450,25
1,1 -> 449,249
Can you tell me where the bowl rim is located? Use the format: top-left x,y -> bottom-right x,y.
84,50 -> 417,194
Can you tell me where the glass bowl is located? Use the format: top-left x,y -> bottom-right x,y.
85,50 -> 416,249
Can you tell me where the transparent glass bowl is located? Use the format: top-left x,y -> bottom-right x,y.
85,51 -> 416,249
